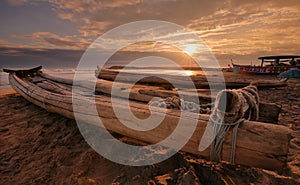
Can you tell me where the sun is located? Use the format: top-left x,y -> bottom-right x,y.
183,44 -> 197,55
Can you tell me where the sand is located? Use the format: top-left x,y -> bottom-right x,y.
0,77 -> 300,184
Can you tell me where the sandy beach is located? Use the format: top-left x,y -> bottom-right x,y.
0,76 -> 300,184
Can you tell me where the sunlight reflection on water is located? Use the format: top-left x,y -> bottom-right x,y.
114,69 -> 199,76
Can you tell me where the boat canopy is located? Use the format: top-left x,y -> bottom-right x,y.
258,55 -> 300,60
258,55 -> 300,66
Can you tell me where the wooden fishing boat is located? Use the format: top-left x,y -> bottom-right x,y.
3,66 -> 291,170
96,67 -> 287,88
232,55 -> 300,75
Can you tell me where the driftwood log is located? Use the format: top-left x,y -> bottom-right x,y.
5,69 -> 291,171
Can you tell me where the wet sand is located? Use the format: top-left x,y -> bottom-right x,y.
0,76 -> 299,184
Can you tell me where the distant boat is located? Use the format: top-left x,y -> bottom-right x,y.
232,55 -> 300,75
222,64 -> 234,72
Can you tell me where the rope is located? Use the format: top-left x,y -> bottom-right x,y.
209,85 -> 259,164
148,96 -> 212,114
148,84 -> 259,164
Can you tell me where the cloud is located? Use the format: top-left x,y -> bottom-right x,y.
57,13 -> 73,21
6,0 -> 27,6
9,32 -> 89,50
185,1 -> 300,60
6,0 -> 43,6
0,46 -> 84,68
47,0 -> 224,36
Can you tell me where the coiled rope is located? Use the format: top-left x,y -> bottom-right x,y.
209,85 -> 259,164
148,84 -> 259,164
148,96 -> 212,114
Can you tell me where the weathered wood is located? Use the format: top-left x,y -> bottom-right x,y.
97,68 -> 287,89
36,80 -> 71,95
40,71 -> 281,123
258,103 -> 281,123
10,75 -> 95,113
6,72 -> 291,170
3,66 -> 42,77
38,71 -> 73,85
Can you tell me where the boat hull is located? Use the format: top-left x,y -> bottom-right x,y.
232,64 -> 293,75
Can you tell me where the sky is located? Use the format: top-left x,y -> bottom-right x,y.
0,0 -> 300,68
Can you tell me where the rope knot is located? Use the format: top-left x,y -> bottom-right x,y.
209,84 -> 259,164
